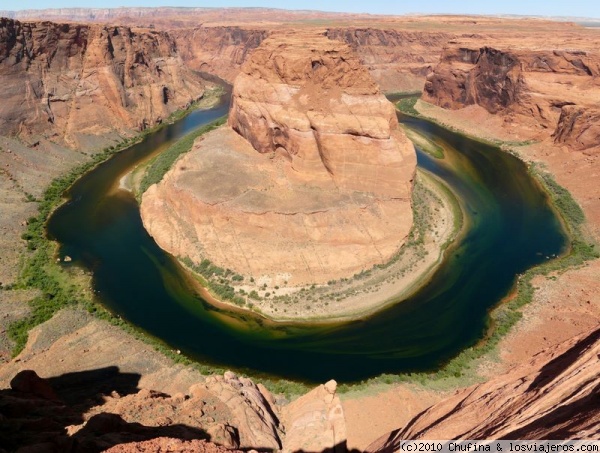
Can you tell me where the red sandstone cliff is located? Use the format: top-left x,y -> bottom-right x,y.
0,18 -> 206,148
172,27 -> 267,83
172,26 -> 452,93
423,45 -> 600,153
228,31 -> 415,196
326,28 -> 452,93
366,324 -> 600,451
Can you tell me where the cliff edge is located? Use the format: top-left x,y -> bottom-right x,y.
0,18 -> 206,149
366,324 -> 600,451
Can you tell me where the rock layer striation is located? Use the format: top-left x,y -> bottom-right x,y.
0,18 -> 206,148
228,32 -> 415,196
366,324 -> 600,450
423,45 -> 600,153
141,31 -> 416,288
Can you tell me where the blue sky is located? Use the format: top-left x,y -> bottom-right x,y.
5,0 -> 600,18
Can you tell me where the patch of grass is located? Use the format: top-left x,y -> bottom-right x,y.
386,90 -> 422,99
261,378 -> 310,400
533,165 -> 585,229
138,116 -> 227,196
396,96 -> 421,116
181,256 -> 247,307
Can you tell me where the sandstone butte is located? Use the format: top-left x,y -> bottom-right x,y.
141,31 -> 416,287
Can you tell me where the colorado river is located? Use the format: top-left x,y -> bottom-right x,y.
47,94 -> 567,383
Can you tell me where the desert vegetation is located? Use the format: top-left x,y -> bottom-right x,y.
137,116 -> 227,197
9,95 -> 225,356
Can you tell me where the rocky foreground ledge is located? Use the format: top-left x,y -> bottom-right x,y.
2,322 -> 598,452
0,367 -> 344,453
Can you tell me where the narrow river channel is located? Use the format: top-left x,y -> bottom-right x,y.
47,93 -> 567,383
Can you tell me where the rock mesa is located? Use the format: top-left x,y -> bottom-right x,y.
141,31 -> 415,286
228,32 -> 414,196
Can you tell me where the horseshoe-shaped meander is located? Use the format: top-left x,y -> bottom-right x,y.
47,93 -> 567,383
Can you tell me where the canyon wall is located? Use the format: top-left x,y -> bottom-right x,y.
173,26 -> 452,92
423,45 -> 600,153
366,324 -> 600,450
0,18 -> 206,148
326,28 -> 451,93
0,17 -> 449,143
172,27 -> 267,83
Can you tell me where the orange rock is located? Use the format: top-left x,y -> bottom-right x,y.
141,31 -> 416,287
282,379 -> 346,453
229,31 -> 415,197
0,18 -> 205,149
423,45 -> 600,154
366,325 -> 600,450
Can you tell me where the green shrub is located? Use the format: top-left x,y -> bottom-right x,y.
396,96 -> 420,116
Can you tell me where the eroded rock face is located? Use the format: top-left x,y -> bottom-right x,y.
424,47 -> 524,113
141,31 -> 415,286
229,32 -> 415,196
200,371 -> 282,450
0,366 -> 348,453
366,325 -> 600,451
552,105 -> 600,154
326,28 -> 451,93
0,18 -> 205,148
173,26 -> 268,83
282,379 -> 346,453
0,369 -> 253,452
423,45 -> 600,153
